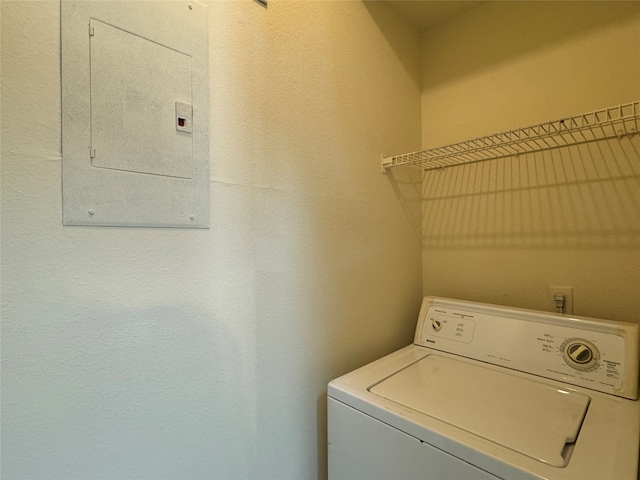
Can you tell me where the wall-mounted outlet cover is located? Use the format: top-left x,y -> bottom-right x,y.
548,286 -> 573,315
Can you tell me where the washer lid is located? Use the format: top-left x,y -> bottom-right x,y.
369,355 -> 590,468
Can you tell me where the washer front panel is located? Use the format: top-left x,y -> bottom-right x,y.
414,298 -> 638,398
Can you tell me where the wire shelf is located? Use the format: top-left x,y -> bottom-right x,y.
381,101 -> 640,173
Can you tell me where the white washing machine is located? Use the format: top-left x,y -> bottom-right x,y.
328,297 -> 640,480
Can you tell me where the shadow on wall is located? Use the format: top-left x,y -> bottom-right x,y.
385,166 -> 423,244
422,136 -> 640,250
1,302 -> 251,479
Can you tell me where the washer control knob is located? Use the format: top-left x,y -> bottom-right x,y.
561,338 -> 599,371
431,318 -> 442,332
567,343 -> 592,364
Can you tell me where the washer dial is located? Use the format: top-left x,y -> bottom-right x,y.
561,338 -> 599,371
430,317 -> 442,332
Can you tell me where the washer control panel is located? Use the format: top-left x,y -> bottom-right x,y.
414,297 -> 640,399
425,313 -> 475,343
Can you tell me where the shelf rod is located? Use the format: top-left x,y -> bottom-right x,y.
381,101 -> 639,173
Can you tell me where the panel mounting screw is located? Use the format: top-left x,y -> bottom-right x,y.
188,4 -> 193,9
190,215 -> 195,220
88,209 -> 95,216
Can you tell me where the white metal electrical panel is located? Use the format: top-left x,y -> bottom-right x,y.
61,1 -> 209,228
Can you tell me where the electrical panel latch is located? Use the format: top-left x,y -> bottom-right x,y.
175,101 -> 193,133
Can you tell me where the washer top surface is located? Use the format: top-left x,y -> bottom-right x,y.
369,354 -> 589,467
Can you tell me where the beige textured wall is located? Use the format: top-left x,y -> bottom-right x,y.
419,1 -> 640,322
1,1 -> 421,478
